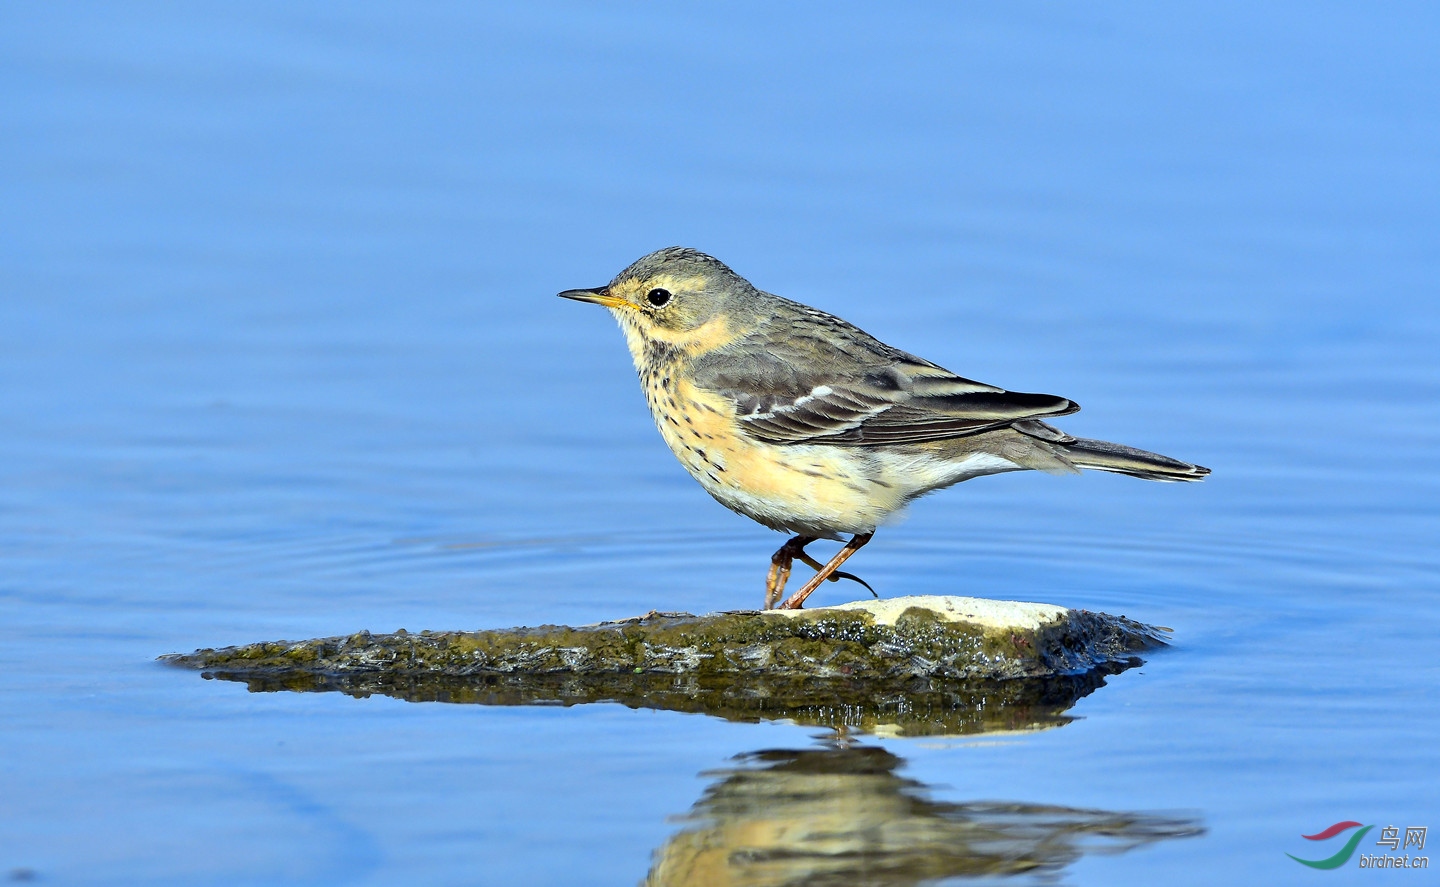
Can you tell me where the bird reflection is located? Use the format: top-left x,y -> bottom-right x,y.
647,744 -> 1201,886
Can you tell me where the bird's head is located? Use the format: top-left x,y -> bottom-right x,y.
559,247 -> 761,359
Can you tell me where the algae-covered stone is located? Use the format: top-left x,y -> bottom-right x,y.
165,595 -> 1163,680
162,595 -> 1166,736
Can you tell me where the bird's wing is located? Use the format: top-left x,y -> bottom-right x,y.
689,314 -> 1078,447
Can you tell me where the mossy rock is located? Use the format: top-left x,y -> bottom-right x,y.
162,595 -> 1168,736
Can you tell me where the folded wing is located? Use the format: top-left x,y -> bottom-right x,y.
689,314 -> 1078,447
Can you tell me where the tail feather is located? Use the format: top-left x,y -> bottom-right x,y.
1061,437 -> 1210,482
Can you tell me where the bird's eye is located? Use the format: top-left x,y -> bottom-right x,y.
646,288 -> 672,307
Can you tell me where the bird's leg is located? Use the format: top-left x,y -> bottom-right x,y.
778,532 -> 874,610
765,535 -> 817,609
794,551 -> 877,598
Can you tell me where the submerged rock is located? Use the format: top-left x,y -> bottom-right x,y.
164,595 -> 1164,680
162,595 -> 1168,736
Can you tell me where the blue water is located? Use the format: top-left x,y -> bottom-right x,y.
3,3 -> 1437,884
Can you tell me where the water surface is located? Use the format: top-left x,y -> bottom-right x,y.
2,3 -> 1438,884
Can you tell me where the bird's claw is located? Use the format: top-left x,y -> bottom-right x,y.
827,570 -> 877,598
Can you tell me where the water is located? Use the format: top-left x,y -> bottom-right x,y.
3,3 -> 1437,884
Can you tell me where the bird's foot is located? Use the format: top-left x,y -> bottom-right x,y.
795,551 -> 877,598
765,535 -> 817,609
778,532 -> 874,610
829,570 -> 877,598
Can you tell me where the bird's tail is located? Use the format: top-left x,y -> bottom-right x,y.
1061,437 -> 1210,482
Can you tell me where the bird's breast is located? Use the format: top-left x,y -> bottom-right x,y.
636,367 -> 905,537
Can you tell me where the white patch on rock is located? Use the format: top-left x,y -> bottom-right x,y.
767,594 -> 1069,632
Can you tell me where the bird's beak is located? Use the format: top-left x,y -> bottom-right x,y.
557,286 -> 631,310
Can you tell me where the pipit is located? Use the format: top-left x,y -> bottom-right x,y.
561,247 -> 1209,609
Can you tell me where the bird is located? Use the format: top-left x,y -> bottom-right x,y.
560,247 -> 1209,610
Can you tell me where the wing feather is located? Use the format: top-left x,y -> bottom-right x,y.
688,305 -> 1078,447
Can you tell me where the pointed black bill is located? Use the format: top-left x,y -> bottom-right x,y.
557,286 -> 613,305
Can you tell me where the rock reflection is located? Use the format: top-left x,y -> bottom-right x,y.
647,745 -> 1202,886
207,665 -> 1134,737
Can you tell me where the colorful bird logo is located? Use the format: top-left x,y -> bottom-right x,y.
1287,821 -> 1374,869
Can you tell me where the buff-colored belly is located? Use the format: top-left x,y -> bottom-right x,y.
642,378 -> 909,537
